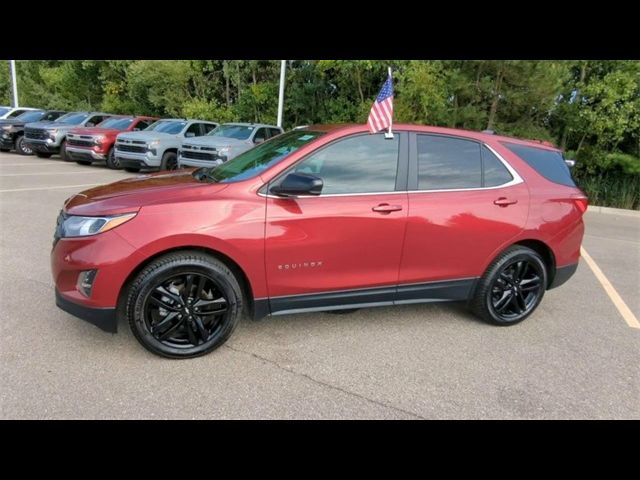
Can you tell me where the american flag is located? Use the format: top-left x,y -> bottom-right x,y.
367,71 -> 394,133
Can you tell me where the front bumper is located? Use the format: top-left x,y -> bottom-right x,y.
24,138 -> 60,153
55,289 -> 117,333
66,146 -> 107,162
178,155 -> 223,169
0,135 -> 14,149
114,149 -> 159,168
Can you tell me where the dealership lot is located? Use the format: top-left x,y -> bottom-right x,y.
0,152 -> 638,419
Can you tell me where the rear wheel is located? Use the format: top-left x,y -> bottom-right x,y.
59,140 -> 70,161
35,152 -> 52,159
105,147 -> 120,169
16,136 -> 33,155
470,246 -> 547,326
161,151 -> 178,170
124,167 -> 141,173
126,251 -> 243,359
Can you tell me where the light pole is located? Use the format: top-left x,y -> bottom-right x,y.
277,60 -> 286,128
9,60 -> 19,108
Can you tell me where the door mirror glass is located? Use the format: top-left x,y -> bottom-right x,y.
270,172 -> 323,197
185,131 -> 196,138
85,122 -> 95,127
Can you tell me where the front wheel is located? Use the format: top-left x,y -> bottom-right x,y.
105,147 -> 120,169
161,151 -> 178,171
59,140 -> 70,161
470,246 -> 547,326
16,136 -> 33,155
126,251 -> 243,358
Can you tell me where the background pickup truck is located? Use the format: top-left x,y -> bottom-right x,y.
115,119 -> 218,172
66,115 -> 158,169
178,122 -> 283,169
0,110 -> 66,155
24,112 -> 113,161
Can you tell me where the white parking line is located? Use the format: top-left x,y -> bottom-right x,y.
0,183 -> 101,193
581,246 -> 640,329
0,171 -> 106,177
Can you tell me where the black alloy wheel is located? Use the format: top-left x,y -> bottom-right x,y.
106,147 -> 120,169
470,245 -> 547,326
127,251 -> 243,358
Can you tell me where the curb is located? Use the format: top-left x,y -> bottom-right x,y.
587,205 -> 640,217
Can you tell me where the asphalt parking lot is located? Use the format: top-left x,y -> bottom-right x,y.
0,151 -> 638,419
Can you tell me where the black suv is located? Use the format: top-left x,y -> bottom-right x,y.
0,110 -> 66,155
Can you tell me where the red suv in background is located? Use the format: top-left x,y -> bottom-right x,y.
66,115 -> 158,169
51,124 -> 587,358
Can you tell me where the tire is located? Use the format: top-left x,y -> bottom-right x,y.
160,151 -> 178,171
35,152 -> 52,158
59,139 -> 70,161
126,251 -> 243,359
124,167 -> 141,173
105,147 -> 120,169
470,245 -> 547,326
16,136 -> 33,155
75,160 -> 92,166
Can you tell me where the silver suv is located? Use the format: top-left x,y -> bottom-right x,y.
178,123 -> 283,169
24,112 -> 112,160
115,119 -> 218,172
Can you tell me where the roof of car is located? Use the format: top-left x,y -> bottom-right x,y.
301,124 -> 560,151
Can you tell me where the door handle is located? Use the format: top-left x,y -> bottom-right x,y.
493,197 -> 518,207
372,203 -> 403,213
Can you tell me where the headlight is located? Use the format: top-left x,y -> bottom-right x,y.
94,135 -> 106,145
60,213 -> 136,238
1,125 -> 12,131
147,140 -> 160,149
48,128 -> 58,135
217,146 -> 231,155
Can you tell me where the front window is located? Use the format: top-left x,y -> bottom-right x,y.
145,120 -> 187,134
15,111 -> 45,122
54,112 -> 89,125
7,109 -> 27,118
97,117 -> 134,130
207,124 -> 255,141
197,130 -> 325,183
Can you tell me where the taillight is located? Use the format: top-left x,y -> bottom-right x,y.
572,195 -> 588,214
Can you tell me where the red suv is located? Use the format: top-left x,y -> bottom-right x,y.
52,124 -> 587,358
66,115 -> 158,169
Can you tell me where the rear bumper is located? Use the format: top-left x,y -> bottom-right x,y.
548,262 -> 578,289
66,146 -> 107,162
55,289 -> 117,333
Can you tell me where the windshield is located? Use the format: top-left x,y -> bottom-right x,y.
16,110 -> 45,122
0,107 -> 10,117
97,117 -> 134,130
54,112 -> 89,125
208,124 -> 254,140
145,120 -> 186,134
197,130 -> 325,183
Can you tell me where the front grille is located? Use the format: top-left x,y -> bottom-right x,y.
25,128 -> 48,140
181,150 -> 217,161
68,138 -> 94,147
116,143 -> 147,154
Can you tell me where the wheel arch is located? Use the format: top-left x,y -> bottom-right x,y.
512,239 -> 556,288
116,245 -> 257,321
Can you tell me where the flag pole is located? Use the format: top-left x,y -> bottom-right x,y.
384,66 -> 393,139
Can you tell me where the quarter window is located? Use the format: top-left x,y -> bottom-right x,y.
417,135 -> 482,190
482,145 -> 513,187
290,134 -> 400,195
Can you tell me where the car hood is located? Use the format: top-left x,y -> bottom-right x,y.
118,131 -> 180,142
182,136 -> 249,148
63,170 -> 229,216
69,127 -> 120,136
26,121 -> 79,130
0,118 -> 30,127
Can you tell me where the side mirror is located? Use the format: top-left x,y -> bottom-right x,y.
270,172 -> 323,197
565,159 -> 576,168
133,127 -> 141,131
254,137 -> 265,144
185,132 -> 196,138
85,122 -> 95,127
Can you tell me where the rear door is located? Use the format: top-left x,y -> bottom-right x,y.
398,133 -> 529,298
265,132 -> 409,310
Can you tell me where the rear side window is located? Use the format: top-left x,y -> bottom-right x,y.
503,143 -> 575,187
417,135 -> 482,189
482,145 -> 513,187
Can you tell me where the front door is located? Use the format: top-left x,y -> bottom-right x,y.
265,132 -> 409,312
